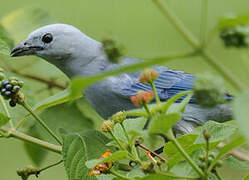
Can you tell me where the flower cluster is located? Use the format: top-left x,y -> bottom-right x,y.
89,149 -> 113,176
110,111 -> 126,124
139,69 -> 159,84
101,120 -> 115,132
130,90 -> 154,107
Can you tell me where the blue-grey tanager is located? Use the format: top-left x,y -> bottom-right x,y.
10,24 -> 232,135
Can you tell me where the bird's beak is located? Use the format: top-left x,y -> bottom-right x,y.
10,41 -> 43,57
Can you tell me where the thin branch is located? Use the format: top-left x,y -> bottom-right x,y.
200,0 -> 208,47
135,139 -> 167,162
217,142 -> 249,161
2,65 -> 67,89
152,0 -> 245,91
0,126 -> 62,154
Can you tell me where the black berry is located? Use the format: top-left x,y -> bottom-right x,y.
5,84 -> 13,91
9,100 -> 16,107
4,91 -> 12,97
1,88 -> 6,95
2,80 -> 10,87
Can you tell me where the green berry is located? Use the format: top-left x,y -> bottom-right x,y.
215,160 -> 223,168
199,162 -> 206,169
208,157 -> 213,164
198,155 -> 205,161
17,80 -> 24,87
209,152 -> 216,159
12,86 -> 20,93
0,72 -> 5,80
10,80 -> 18,86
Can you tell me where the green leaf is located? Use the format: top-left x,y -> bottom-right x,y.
164,134 -> 198,158
38,102 -> 94,141
85,151 -> 128,169
23,124 -> 47,166
194,121 -> 237,144
0,112 -> 10,127
165,120 -> 236,169
33,89 -> 78,112
244,174 -> 249,180
0,38 -> 10,55
149,113 -> 181,135
225,156 -> 249,170
76,99 -> 103,129
113,117 -> 147,142
135,174 -> 174,180
219,14 -> 249,30
233,92 -> 249,142
61,130 -> 112,180
164,134 -> 208,169
209,136 -> 247,171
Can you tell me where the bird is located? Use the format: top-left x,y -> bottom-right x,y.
10,24 -> 232,136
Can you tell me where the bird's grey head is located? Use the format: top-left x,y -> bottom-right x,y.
11,24 -> 103,77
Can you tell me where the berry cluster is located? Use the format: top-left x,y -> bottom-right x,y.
198,153 -> 222,170
0,71 -> 24,107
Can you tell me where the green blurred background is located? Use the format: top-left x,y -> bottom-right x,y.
0,0 -> 249,179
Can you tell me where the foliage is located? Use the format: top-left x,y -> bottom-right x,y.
0,2 -> 249,180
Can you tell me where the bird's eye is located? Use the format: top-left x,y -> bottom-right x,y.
42,33 -> 53,43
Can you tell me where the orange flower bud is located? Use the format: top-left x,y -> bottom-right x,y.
139,69 -> 159,84
89,149 -> 113,176
130,90 -> 154,107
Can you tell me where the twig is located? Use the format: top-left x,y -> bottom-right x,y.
0,126 -> 61,154
152,0 -> 245,91
135,139 -> 167,162
217,142 -> 249,161
3,65 -> 67,89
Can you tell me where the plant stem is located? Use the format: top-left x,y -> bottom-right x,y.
109,131 -> 126,151
166,129 -> 204,177
0,126 -> 61,153
150,82 -> 161,105
152,0 -> 245,91
121,123 -> 130,143
0,96 -> 14,128
200,0 -> 208,47
123,111 -> 148,118
21,101 -> 62,145
110,169 -> 133,180
159,172 -> 199,179
143,104 -> 152,129
204,134 -> 210,179
39,160 -> 63,173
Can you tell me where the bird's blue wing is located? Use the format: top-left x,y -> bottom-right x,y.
119,68 -> 196,103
